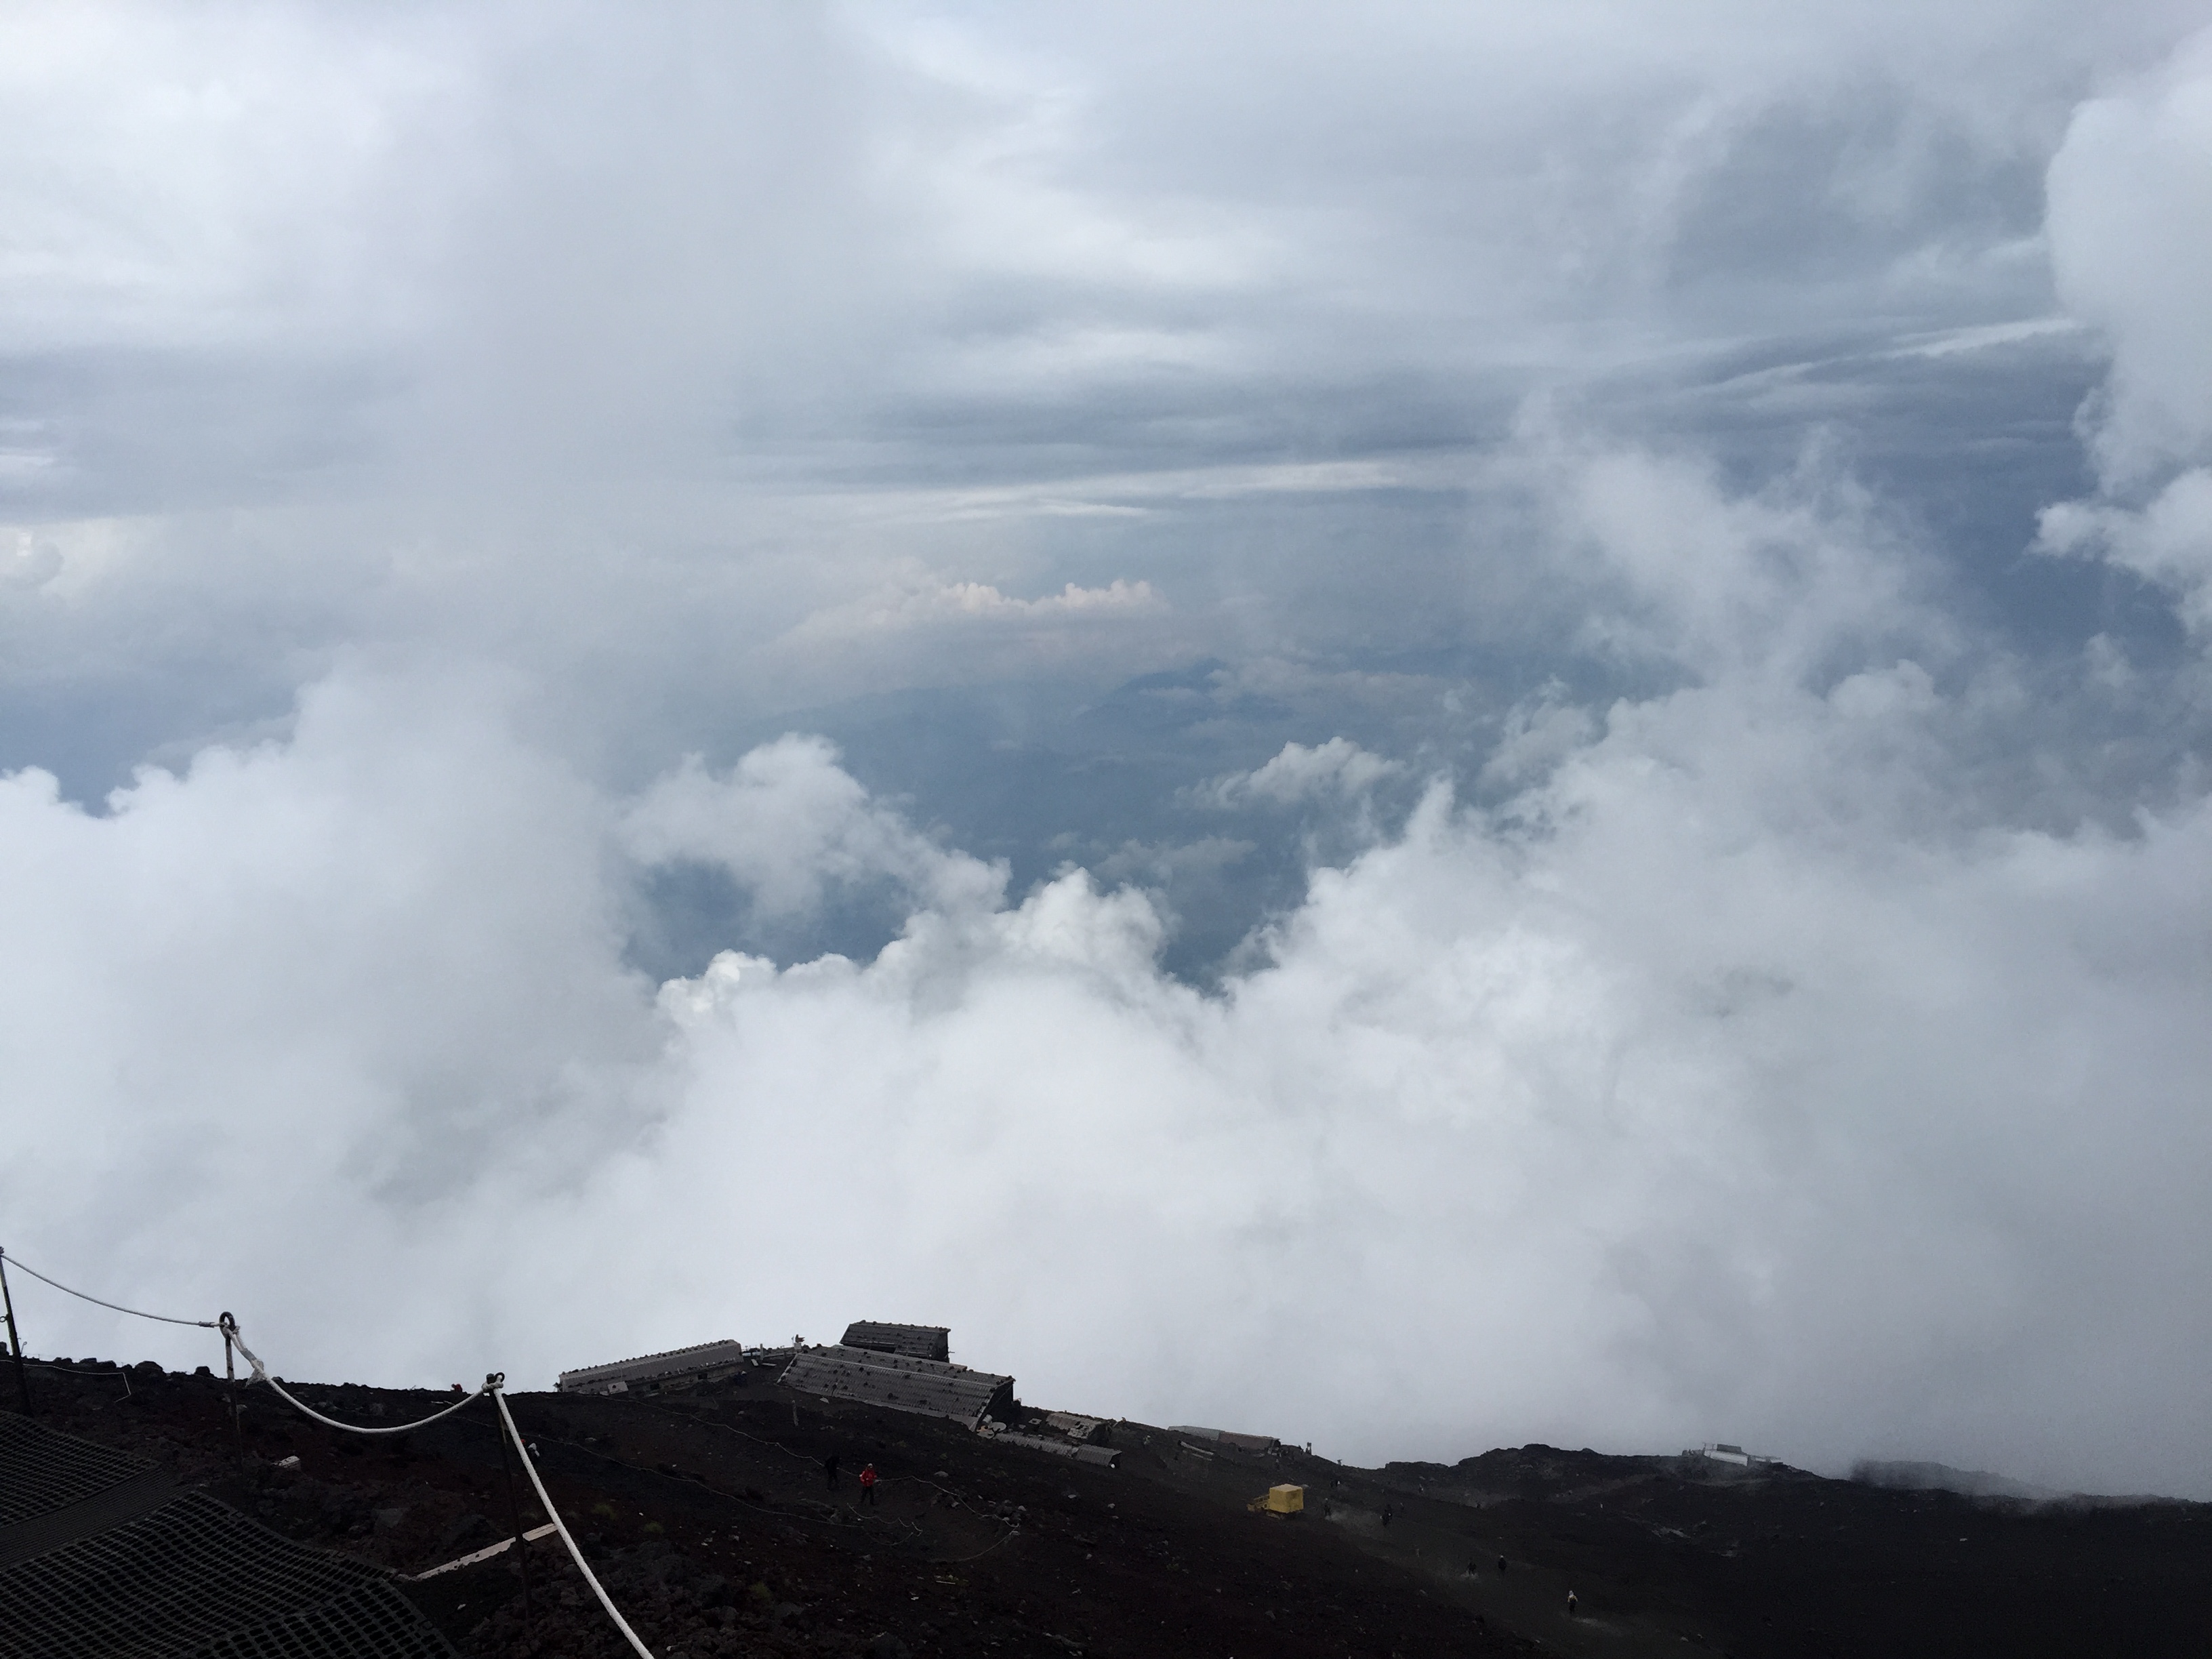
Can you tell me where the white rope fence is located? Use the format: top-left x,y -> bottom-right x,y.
2,1245 -> 663,1659
494,1380 -> 659,1659
222,1315 -> 490,1437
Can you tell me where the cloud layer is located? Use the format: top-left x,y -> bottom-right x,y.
6,429 -> 2209,1497
2041,33 -> 2212,635
2,5 -> 2211,1504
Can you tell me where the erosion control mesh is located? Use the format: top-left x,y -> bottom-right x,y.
0,1417 -> 456,1659
192,1577 -> 458,1659
0,1466 -> 179,1568
0,1408 -> 150,1524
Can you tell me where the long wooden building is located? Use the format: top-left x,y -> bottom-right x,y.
556,1339 -> 747,1396
782,1345 -> 1012,1429
838,1322 -> 951,1362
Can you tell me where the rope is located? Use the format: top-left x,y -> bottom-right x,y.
1,1250 -> 218,1328
19,1358 -> 136,1398
24,1359 -> 134,1378
637,1401 -> 1012,1549
222,1315 -> 489,1437
493,1418 -> 926,1544
493,1382 -> 657,1659
935,1528 -> 1021,1565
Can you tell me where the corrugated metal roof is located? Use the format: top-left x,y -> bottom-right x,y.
991,1431 -> 1119,1469
839,1322 -> 951,1362
781,1346 -> 1012,1428
556,1338 -> 746,1394
1169,1425 -> 1278,1452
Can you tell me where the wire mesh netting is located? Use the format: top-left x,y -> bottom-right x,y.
0,1416 -> 457,1658
0,1407 -> 151,1525
194,1580 -> 459,1659
0,1466 -> 179,1568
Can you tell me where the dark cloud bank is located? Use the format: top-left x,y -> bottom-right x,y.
3,4 -> 2211,1500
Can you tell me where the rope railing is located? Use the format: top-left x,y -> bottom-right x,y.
0,1248 -> 674,1657
0,1248 -> 218,1328
533,1418 -> 939,1551
221,1315 -> 491,1437
636,1397 -> 1014,1551
493,1380 -> 659,1659
21,1358 -> 139,1378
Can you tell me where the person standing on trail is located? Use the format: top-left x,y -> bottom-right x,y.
859,1462 -> 879,1506
1566,1590 -> 1579,1618
1497,1554 -> 1507,1573
1380,1502 -> 1393,1528
824,1454 -> 840,1489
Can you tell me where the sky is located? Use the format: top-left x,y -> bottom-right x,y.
2,1 -> 2210,1498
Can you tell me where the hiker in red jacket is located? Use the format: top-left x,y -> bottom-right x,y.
859,1462 -> 878,1506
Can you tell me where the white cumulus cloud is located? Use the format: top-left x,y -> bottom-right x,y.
3,1 -> 2212,1513
1,437 -> 2207,1498
1196,738 -> 1406,808
2046,26 -> 2212,483
2038,28 -> 2212,635
619,735 -> 1004,918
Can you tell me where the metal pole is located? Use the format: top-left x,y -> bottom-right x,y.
221,1311 -> 242,1459
0,1250 -> 33,1416
489,1377 -> 533,1637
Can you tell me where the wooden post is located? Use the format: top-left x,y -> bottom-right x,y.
0,1250 -> 33,1416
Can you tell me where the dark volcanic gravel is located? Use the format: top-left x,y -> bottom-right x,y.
14,1353 -> 2209,1658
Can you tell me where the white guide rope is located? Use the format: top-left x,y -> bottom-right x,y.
1,1249 -> 218,1328
493,1382 -> 658,1659
12,1247 -> 655,1657
222,1315 -> 489,1436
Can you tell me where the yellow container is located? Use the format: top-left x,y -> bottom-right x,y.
1261,1484 -> 1304,1514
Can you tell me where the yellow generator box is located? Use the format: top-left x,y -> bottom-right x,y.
1261,1483 -> 1304,1515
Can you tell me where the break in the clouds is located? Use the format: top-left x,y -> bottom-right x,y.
2,3 -> 2210,1499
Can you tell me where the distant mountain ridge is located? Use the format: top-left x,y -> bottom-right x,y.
1851,1460 -> 2064,1502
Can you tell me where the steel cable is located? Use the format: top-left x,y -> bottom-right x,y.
1,1249 -> 218,1328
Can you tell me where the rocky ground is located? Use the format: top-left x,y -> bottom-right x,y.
14,1353 -> 2209,1657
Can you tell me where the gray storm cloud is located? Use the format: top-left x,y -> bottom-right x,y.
2,4 -> 2211,1502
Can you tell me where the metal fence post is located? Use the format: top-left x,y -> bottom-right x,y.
491,1376 -> 533,1639
221,1311 -> 243,1458
0,1250 -> 33,1415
